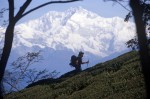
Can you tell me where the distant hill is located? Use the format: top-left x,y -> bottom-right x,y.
4,51 -> 146,99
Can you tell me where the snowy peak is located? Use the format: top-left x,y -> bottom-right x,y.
21,7 -> 99,32
14,7 -> 136,57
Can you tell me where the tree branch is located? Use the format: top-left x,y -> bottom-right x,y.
104,0 -> 131,11
15,0 -> 32,22
4,80 -> 19,92
22,0 -> 82,17
8,0 -> 14,23
115,0 -> 131,11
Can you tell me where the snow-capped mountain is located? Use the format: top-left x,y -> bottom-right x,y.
2,7 -> 136,75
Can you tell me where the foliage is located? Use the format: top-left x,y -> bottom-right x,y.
4,51 -> 146,99
2,51 -> 59,94
141,1 -> 150,33
125,36 -> 139,50
124,11 -> 132,22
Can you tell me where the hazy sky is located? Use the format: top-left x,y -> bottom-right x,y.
0,0 -> 131,24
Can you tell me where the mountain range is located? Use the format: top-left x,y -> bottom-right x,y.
1,7 -> 136,75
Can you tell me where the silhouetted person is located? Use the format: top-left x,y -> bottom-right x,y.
75,51 -> 89,72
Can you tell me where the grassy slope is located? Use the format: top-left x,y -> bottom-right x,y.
4,51 -> 146,99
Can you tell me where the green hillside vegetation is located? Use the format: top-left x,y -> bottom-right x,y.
4,51 -> 146,99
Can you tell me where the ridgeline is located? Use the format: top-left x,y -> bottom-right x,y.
4,51 -> 146,99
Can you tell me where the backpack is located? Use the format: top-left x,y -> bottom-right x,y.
69,55 -> 78,67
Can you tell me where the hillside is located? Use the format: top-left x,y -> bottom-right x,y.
4,51 -> 146,99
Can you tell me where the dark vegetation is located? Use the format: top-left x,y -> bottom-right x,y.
4,51 -> 146,99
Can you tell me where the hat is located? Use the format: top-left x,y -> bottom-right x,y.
79,51 -> 84,55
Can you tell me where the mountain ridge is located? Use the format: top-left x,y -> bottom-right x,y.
0,6 -> 136,78
13,6 -> 135,56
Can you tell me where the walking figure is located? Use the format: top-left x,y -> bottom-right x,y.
69,51 -> 89,72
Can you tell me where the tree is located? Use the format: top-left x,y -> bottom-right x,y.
130,0 -> 150,98
125,0 -> 150,51
105,0 -> 150,98
0,0 -> 81,98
